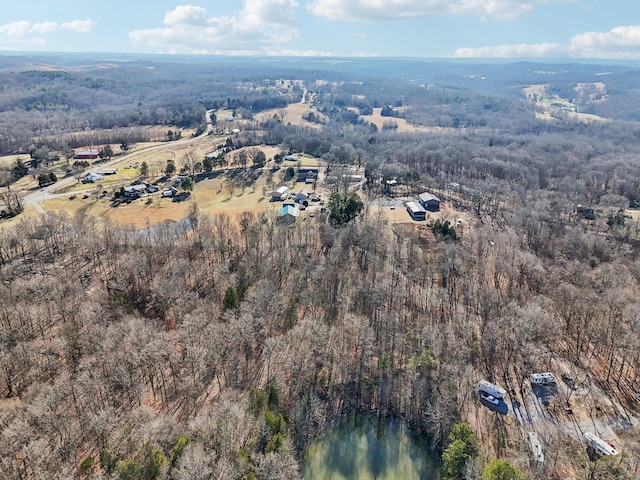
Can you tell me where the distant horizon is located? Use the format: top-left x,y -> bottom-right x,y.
2,1 -> 640,60
2,49 -> 640,67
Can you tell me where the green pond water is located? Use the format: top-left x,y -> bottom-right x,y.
302,413 -> 441,480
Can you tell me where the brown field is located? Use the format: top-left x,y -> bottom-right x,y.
0,154 -> 31,170
39,163 -> 310,228
362,108 -> 457,134
523,84 -> 608,123
253,103 -> 327,128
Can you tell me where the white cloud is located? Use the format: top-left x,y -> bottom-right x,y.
0,19 -> 95,38
308,0 -> 572,22
61,20 -> 96,33
129,1 -> 299,54
452,24 -> 640,59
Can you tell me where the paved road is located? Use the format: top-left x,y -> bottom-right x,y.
23,110 -> 216,214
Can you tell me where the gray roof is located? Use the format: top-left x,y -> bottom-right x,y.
406,201 -> 426,214
419,192 -> 440,203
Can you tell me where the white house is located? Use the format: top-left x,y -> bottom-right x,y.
82,172 -> 104,183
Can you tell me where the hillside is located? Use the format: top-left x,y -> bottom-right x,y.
1,55 -> 640,479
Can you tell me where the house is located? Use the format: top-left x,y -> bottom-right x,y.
206,150 -> 223,159
419,191 -> 441,211
75,150 -> 99,160
225,116 -> 234,122
284,155 -> 299,161
405,201 -> 426,221
162,186 -> 178,198
277,205 -> 299,225
82,172 -> 104,183
122,184 -> 148,199
271,186 -> 289,201
297,167 -> 319,183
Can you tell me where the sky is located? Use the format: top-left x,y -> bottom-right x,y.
2,1 -> 640,59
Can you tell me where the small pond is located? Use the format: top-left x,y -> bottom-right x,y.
302,413 -> 441,480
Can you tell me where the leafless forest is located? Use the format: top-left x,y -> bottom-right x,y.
1,55 -> 640,479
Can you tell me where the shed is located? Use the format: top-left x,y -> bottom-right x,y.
75,150 -> 99,160
277,205 -> 299,225
419,192 -> 441,210
284,155 -> 299,161
271,186 -> 289,201
98,168 -> 118,175
406,201 -> 426,221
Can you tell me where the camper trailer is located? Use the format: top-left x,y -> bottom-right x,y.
478,380 -> 507,399
583,432 -> 619,457
530,373 -> 556,385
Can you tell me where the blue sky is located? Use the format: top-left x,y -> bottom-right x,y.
2,1 -> 640,58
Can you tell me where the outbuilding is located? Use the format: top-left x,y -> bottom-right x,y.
419,191 -> 441,211
75,150 -> 99,160
277,205 -> 299,225
406,201 -> 427,221
271,186 -> 289,201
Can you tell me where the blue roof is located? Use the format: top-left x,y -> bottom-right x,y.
277,205 -> 299,217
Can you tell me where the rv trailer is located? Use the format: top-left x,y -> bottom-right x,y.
478,380 -> 507,399
583,432 -> 619,457
530,372 -> 556,385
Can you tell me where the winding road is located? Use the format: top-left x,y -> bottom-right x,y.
23,110 -> 217,214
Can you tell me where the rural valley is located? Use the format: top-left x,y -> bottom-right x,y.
1,53 -> 640,480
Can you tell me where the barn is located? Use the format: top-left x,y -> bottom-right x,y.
419,192 -> 441,211
75,150 -> 99,160
406,201 -> 426,221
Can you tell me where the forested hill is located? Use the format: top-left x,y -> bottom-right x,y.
3,54 -> 640,154
1,53 -> 640,479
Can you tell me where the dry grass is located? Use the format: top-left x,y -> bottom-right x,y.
254,103 -> 327,128
523,84 -> 608,123
0,154 -> 31,170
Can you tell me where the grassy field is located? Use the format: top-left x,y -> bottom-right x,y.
0,154 -> 31,170
38,164 -> 310,228
253,103 -> 327,129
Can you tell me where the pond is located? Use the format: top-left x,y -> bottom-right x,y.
302,413 -> 442,480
